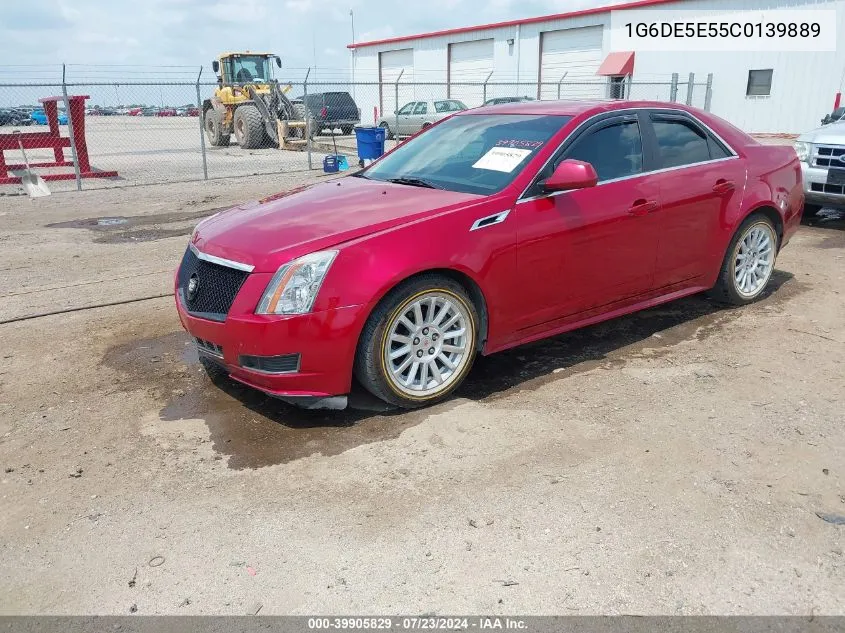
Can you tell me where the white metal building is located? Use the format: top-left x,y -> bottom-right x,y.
348,0 -> 845,134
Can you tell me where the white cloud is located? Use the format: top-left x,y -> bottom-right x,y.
285,0 -> 313,12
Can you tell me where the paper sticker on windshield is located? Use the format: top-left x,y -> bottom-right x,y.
472,147 -> 533,173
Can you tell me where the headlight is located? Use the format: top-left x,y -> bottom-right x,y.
793,141 -> 811,163
256,250 -> 338,315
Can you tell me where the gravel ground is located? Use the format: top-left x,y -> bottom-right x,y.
0,176 -> 843,615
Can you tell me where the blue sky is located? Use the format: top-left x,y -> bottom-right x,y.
0,0 -> 610,82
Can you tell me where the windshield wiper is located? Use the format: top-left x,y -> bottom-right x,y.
386,177 -> 441,189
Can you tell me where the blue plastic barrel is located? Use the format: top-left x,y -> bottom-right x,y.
355,126 -> 386,161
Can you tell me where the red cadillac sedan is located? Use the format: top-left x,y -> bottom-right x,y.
175,100 -> 803,409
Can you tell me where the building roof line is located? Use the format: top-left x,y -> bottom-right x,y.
347,0 -> 683,49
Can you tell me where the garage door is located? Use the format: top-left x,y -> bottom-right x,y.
380,48 -> 414,116
449,39 -> 494,107
539,26 -> 604,100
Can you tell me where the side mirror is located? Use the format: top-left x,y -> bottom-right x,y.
275,56 -> 282,68
212,60 -> 219,73
543,159 -> 598,192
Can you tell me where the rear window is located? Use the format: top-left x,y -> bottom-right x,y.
434,100 -> 466,113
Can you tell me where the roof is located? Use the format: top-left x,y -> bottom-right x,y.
457,99 -> 695,116
348,0 -> 683,49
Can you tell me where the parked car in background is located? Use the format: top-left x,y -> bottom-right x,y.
483,96 -> 536,106
156,108 -> 178,117
176,100 -> 802,410
795,121 -> 845,214
127,107 -> 143,116
177,107 -> 200,117
377,99 -> 467,138
31,109 -> 68,125
292,91 -> 360,135
141,107 -> 160,116
821,107 -> 845,125
0,108 -> 32,126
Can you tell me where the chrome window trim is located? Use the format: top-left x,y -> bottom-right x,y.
189,242 -> 254,273
517,155 -> 740,204
517,107 -> 739,203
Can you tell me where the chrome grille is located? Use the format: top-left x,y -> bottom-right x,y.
813,145 -> 845,168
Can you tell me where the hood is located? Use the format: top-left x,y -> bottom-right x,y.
191,176 -> 482,272
798,122 -> 845,144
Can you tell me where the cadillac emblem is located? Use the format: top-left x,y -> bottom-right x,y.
187,273 -> 199,302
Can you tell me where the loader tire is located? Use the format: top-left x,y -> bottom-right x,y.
292,103 -> 309,139
233,105 -> 266,149
204,109 -> 229,147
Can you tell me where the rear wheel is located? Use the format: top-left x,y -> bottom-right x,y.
379,121 -> 393,140
711,213 -> 779,305
341,125 -> 354,135
204,109 -> 230,147
355,275 -> 478,408
233,105 -> 266,149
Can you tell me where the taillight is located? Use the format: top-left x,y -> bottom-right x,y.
320,106 -> 328,118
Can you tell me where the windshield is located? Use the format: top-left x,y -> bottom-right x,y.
230,55 -> 271,83
362,114 -> 570,195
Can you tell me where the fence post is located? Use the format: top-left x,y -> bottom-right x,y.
625,74 -> 633,100
196,66 -> 208,180
304,68 -> 312,170
685,72 -> 695,106
394,69 -> 404,140
61,64 -> 82,191
704,73 -> 714,112
482,71 -> 493,105
556,72 -> 568,100
669,73 -> 679,102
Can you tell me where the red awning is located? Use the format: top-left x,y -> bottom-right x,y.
597,51 -> 635,76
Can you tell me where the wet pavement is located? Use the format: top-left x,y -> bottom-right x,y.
46,206 -> 231,243
102,268 -> 804,471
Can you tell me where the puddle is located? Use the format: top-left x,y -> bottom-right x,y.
102,270 -> 801,470
47,206 -> 231,243
102,332 -> 429,469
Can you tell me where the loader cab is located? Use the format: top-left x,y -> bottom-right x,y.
213,53 -> 282,85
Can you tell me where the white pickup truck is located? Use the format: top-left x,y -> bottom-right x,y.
795,122 -> 845,215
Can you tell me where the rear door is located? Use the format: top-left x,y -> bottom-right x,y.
642,111 -> 745,289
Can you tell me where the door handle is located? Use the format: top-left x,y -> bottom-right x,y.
628,199 -> 658,216
712,179 -> 735,194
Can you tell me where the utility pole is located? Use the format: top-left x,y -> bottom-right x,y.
350,8 -> 356,100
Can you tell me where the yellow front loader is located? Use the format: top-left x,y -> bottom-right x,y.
202,52 -> 307,149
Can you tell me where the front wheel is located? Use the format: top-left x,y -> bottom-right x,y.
204,109 -> 230,147
711,213 -> 779,305
379,121 -> 393,140
355,275 -> 478,408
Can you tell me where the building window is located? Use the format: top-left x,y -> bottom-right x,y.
609,76 -> 626,99
746,69 -> 773,96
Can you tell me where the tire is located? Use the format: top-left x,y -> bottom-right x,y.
711,213 -> 779,306
379,121 -> 393,140
354,275 -> 479,409
803,203 -> 823,217
233,105 -> 266,149
341,125 -> 354,135
204,109 -> 230,147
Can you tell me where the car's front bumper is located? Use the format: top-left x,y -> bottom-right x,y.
801,163 -> 845,209
175,284 -> 365,402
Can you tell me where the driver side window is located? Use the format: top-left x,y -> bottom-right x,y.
563,120 -> 643,182
398,102 -> 415,115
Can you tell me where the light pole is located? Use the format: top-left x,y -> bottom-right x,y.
350,8 -> 356,99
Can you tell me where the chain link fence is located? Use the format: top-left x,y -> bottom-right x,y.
0,73 -> 712,193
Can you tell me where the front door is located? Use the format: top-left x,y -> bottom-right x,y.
513,114 -> 661,329
411,101 -> 429,134
395,102 -> 415,136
